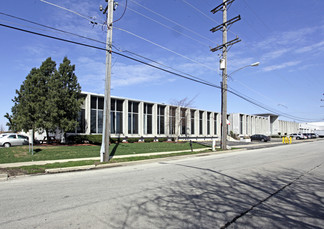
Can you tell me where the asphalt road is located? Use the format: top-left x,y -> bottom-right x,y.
1,141 -> 323,229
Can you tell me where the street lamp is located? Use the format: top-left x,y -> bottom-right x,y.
220,61 -> 260,150
227,62 -> 260,79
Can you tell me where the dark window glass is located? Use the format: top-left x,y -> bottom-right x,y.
91,96 -> 97,109
128,101 -> 139,134
214,113 -> 217,135
181,108 -> 186,135
157,105 -> 165,135
191,110 -> 195,135
117,100 -> 123,111
207,112 -> 211,135
91,110 -> 96,133
144,103 -> 153,134
77,109 -> 85,133
98,110 -> 103,133
159,116 -> 165,134
169,107 -> 176,135
98,97 -> 104,110
199,111 -> 203,135
111,99 -> 115,110
111,112 -> 115,134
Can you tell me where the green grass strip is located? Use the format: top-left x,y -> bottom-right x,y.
3,149 -> 212,175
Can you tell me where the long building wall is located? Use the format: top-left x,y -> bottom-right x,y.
73,92 -> 298,138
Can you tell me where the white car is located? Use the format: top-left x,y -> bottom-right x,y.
290,133 -> 306,140
0,134 -> 29,147
0,133 -> 9,138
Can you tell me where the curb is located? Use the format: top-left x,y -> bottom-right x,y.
44,149 -> 211,174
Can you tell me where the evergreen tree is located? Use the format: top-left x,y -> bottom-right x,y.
50,57 -> 82,138
5,57 -> 82,141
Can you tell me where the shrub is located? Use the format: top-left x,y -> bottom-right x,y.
67,135 -> 87,144
86,135 -> 102,145
127,138 -> 140,143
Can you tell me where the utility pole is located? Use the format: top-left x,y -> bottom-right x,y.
100,0 -> 114,162
210,0 -> 241,150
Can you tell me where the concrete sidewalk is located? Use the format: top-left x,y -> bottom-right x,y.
0,148 -> 210,169
1,139 -> 317,179
0,139 -> 307,169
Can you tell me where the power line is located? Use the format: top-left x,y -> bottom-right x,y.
122,4 -> 211,47
129,0 -> 217,45
39,0 -> 220,73
0,12 -> 215,85
183,0 -> 238,37
113,0 -> 128,23
114,26 -> 218,72
0,22 -> 320,122
39,0 -> 105,26
0,12 -> 106,45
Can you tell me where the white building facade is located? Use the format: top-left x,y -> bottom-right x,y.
73,92 -> 299,139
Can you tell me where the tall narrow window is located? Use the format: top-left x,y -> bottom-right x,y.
111,99 -> 123,134
240,114 -> 243,135
214,113 -> 218,135
90,96 -> 104,134
190,110 -> 195,135
169,107 -> 176,135
181,108 -> 187,135
128,101 -> 139,134
157,105 -> 165,134
199,111 -> 204,135
77,109 -> 85,133
144,103 -> 153,134
207,112 -> 211,135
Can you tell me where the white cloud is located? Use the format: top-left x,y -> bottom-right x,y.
262,61 -> 301,72
295,40 -> 324,54
261,48 -> 290,61
111,62 -> 166,87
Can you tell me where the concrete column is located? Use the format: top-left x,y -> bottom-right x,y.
152,104 -> 157,136
123,99 -> 128,136
138,102 -> 144,137
85,93 -> 91,135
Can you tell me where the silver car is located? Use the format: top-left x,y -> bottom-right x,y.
0,133 -> 9,138
0,134 -> 29,147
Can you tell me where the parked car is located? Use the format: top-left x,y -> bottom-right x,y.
0,134 -> 29,147
310,133 -> 317,138
39,136 -> 59,144
250,134 -> 271,142
0,133 -> 9,138
303,133 -> 316,139
289,133 -> 306,140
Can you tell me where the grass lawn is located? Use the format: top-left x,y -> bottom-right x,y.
1,149 -> 213,176
0,142 -> 207,164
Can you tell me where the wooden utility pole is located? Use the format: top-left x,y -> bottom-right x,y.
210,0 -> 241,150
100,0 -> 114,162
221,0 -> 228,150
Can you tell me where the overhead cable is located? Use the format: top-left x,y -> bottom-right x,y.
114,26 -> 218,72
39,0 -> 105,26
122,4 -> 211,47
0,22 -> 320,122
129,0 -> 217,44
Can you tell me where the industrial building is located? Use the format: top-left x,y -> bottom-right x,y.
73,92 -> 299,140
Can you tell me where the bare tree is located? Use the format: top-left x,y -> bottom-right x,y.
169,97 -> 196,142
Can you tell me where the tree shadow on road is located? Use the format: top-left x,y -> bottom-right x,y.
104,163 -> 324,229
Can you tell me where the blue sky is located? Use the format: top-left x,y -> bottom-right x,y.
1,0 -> 324,130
